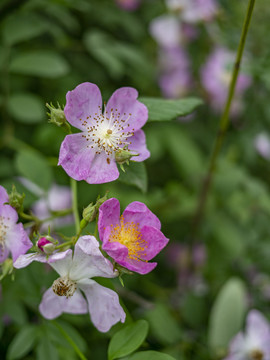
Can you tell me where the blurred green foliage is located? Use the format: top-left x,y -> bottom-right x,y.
1,0 -> 270,359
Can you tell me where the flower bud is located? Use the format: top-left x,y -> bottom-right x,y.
8,185 -> 25,212
37,236 -> 56,253
81,193 -> 109,227
115,148 -> 137,165
46,103 -> 71,133
82,202 -> 96,223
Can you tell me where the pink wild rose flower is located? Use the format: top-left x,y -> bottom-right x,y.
166,0 -> 218,23
16,235 -> 126,332
224,309 -> 270,360
58,83 -> 150,184
0,185 -> 32,263
98,198 -> 169,274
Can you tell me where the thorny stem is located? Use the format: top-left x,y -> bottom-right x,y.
192,0 -> 256,236
71,178 -> 80,234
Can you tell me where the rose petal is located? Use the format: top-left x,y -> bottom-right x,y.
98,198 -> 121,241
0,203 -> 18,224
39,287 -> 88,319
0,186 -> 9,205
13,250 -> 70,269
123,201 -> 161,230
246,310 -> 270,339
69,236 -> 117,280
106,87 -> 148,132
139,225 -> 169,261
129,130 -> 150,162
79,279 -> 125,332
85,152 -> 119,184
58,133 -> 95,181
64,82 -> 102,131
0,246 -> 9,263
50,249 -> 73,277
6,223 -> 32,262
102,227 -> 157,275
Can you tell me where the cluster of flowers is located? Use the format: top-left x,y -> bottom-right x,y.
0,83 -> 169,333
149,0 -> 251,117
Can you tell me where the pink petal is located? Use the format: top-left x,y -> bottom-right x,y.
58,133 -> 95,181
98,198 -> 121,241
102,227 -> 157,275
140,225 -> 169,261
106,87 -> 148,132
79,279 -> 126,332
48,184 -> 72,212
246,310 -> 270,338
85,152 -> 119,184
69,236 -> 117,280
0,203 -> 18,224
123,201 -> 161,229
64,82 -> 102,131
0,246 -> 9,263
39,287 -> 88,319
0,186 -> 9,205
6,223 -> 32,262
129,130 -> 150,162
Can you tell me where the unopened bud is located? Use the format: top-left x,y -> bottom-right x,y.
82,203 -> 96,223
46,103 -> 71,134
81,193 -> 109,227
115,148 -> 137,165
8,185 -> 25,212
37,236 -> 56,253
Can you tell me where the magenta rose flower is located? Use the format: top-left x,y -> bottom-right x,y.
58,82 -> 150,184
98,198 -> 169,274
224,309 -> 270,360
0,185 -> 32,263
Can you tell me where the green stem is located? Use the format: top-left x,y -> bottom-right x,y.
71,178 -> 80,233
52,321 -> 87,360
192,0 -> 256,235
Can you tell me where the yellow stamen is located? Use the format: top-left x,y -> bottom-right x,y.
109,215 -> 147,261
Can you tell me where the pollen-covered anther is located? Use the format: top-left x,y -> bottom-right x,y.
250,349 -> 264,360
52,276 -> 77,298
109,215 -> 148,261
81,108 -> 134,157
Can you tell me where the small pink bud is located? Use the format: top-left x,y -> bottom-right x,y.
37,237 -> 51,252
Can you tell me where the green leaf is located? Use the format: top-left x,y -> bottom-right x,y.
124,351 -> 176,360
139,97 -> 203,121
3,13 -> 48,45
146,303 -> 182,345
118,162 -> 147,193
8,93 -> 45,123
7,325 -> 38,359
164,125 -> 204,178
108,320 -> 149,360
10,51 -> 70,78
15,149 -> 53,191
208,278 -> 247,353
36,333 -> 59,360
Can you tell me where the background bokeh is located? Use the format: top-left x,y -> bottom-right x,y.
1,0 -> 270,359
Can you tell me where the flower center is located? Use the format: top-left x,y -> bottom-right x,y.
52,276 -> 77,298
250,349 -> 264,360
109,215 -> 147,261
80,106 -> 135,158
0,216 -> 9,254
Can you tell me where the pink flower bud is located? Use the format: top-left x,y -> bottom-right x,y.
37,237 -> 51,252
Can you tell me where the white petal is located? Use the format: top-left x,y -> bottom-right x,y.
39,287 -> 88,319
50,249 -> 73,277
79,279 -> 126,332
69,236 -> 117,281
